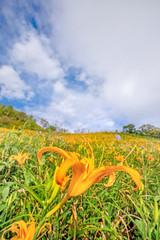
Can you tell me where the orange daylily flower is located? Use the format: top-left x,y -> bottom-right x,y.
37,147 -> 143,218
54,157 -> 142,200
2,218 -> 51,240
9,152 -> 30,165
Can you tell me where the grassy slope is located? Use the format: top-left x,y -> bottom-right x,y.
0,128 -> 160,239
0,104 -> 43,131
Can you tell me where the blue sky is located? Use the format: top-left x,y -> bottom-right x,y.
0,0 -> 160,132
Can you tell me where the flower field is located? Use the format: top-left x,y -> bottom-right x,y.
0,127 -> 160,239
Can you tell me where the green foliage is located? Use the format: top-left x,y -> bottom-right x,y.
0,104 -> 63,133
40,118 -> 49,129
138,124 -> 160,138
123,124 -> 136,133
123,123 -> 160,139
0,104 -> 43,131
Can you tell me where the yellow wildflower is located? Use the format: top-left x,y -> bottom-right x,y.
9,152 -> 30,165
2,218 -> 51,240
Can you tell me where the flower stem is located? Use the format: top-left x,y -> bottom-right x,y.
46,194 -> 69,218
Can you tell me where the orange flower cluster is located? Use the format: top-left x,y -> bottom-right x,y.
2,218 -> 51,240
37,146 -> 142,217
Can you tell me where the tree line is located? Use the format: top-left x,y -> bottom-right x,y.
1,104 -> 159,137
123,123 -> 160,138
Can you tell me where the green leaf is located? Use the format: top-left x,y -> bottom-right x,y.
19,183 -> 44,206
134,219 -> 147,238
2,186 -> 9,200
0,165 -> 5,171
0,203 -> 7,212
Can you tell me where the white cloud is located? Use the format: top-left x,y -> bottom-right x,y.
0,65 -> 34,100
25,80 -> 115,132
42,0 -> 160,129
11,32 -> 64,81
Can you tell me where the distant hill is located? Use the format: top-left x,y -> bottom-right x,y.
0,104 -> 43,131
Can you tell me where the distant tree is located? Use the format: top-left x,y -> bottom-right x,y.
138,124 -> 160,138
123,124 -> 136,134
148,128 -> 160,138
18,111 -> 28,122
29,115 -> 34,120
47,125 -> 57,132
4,105 -> 13,116
139,124 -> 155,132
40,118 -> 49,129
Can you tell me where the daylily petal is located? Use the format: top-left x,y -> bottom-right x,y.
104,172 -> 116,187
37,147 -> 70,164
60,175 -> 71,192
121,166 -> 142,191
38,223 -> 51,236
25,222 -> 36,240
66,165 -> 142,197
56,158 -> 78,185
2,221 -> 27,240
14,221 -> 27,238
46,163 -> 86,218
10,236 -> 21,240
2,227 -> 19,240
66,162 -> 86,197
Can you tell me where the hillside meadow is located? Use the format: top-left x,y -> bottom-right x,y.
0,127 -> 159,239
